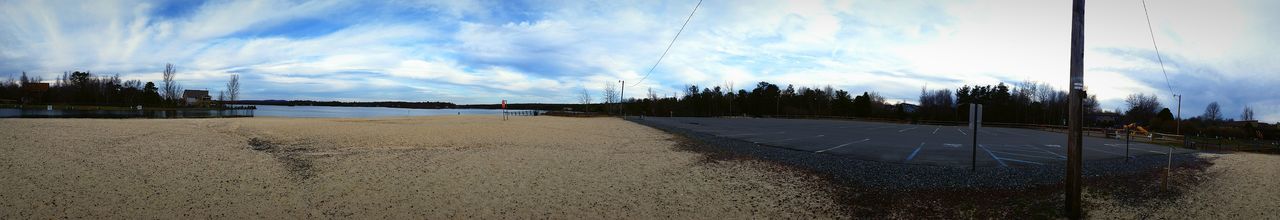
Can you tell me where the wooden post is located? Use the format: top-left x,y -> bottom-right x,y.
1066,0 -> 1086,218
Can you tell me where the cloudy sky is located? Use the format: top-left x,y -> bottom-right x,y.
1,0 -> 1277,121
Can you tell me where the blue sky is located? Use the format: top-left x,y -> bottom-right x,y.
1,0 -> 1277,121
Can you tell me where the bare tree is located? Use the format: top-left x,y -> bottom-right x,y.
225,74 -> 240,102
1241,105 -> 1255,121
1125,93 -> 1162,124
1203,102 -> 1222,122
724,81 -> 736,115
578,88 -> 592,113
647,87 -> 658,115
602,82 -> 618,114
161,63 -> 180,103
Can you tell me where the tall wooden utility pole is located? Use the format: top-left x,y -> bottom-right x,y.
1066,0 -> 1086,218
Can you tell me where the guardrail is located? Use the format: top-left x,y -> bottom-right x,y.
503,110 -> 539,117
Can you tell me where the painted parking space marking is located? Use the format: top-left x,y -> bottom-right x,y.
905,142 -> 925,162
1045,144 -> 1062,148
978,145 -> 1008,167
944,143 -> 962,148
815,138 -> 871,153
932,127 -> 941,134
988,149 -> 1063,161
996,148 -> 1055,156
1029,145 -> 1067,159
957,128 -> 967,136
999,157 -> 1045,165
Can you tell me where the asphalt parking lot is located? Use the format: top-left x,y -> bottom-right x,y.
643,117 -> 1195,168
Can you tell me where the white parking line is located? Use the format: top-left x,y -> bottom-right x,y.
905,142 -> 925,162
1103,143 -> 1166,154
978,145 -> 1008,167
988,149 -> 1063,161
993,146 -> 1052,155
957,128 -> 967,136
815,138 -> 871,153
1029,145 -> 1067,159
898,127 -> 918,132
932,127 -> 941,134
1000,157 -> 1045,165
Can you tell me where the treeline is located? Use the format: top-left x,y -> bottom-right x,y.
1,71 -> 165,106
918,82 -> 1101,126
1119,94 -> 1274,139
614,81 -> 905,118
236,100 -> 456,109
1,63 -> 240,108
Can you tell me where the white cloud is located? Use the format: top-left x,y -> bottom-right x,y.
0,0 -> 1276,120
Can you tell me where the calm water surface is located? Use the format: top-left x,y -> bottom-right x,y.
252,105 -> 513,118
0,105 -> 526,118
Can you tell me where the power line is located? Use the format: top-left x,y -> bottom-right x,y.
1141,0 -> 1175,96
632,0 -> 702,88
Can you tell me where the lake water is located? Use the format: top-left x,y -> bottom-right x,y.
0,105 -> 528,118
252,105 -> 515,118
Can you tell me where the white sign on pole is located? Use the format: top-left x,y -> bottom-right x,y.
969,104 -> 983,130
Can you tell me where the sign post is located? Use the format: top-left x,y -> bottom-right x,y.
970,103 -> 982,171
1066,0 -> 1087,218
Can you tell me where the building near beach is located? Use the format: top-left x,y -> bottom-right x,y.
21,82 -> 49,104
182,90 -> 212,107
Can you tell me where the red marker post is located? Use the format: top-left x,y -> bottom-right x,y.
502,100 -> 507,120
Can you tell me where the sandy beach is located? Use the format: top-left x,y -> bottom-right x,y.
0,116 -> 843,218
1089,152 -> 1280,218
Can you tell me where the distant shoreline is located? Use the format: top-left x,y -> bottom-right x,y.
0,103 -> 253,111
235,100 -> 583,111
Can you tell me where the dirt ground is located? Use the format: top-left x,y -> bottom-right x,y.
0,116 -> 845,219
1089,152 -> 1280,218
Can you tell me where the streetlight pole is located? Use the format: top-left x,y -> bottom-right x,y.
1175,94 -> 1181,135
1066,0 -> 1086,218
